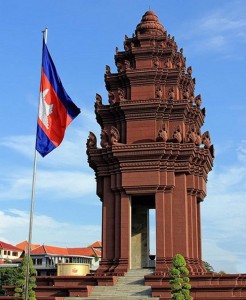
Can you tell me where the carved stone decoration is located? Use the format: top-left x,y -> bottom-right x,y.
183,88 -> 190,99
174,51 -> 186,70
189,91 -> 195,103
152,57 -> 159,67
117,62 -> 123,72
100,129 -> 110,148
175,56 -> 182,69
186,125 -> 197,143
105,65 -> 111,75
202,131 -> 211,149
195,94 -> 202,107
95,93 -> 102,106
167,35 -> 176,48
164,58 -> 172,68
86,131 -> 97,151
159,40 -> 166,48
115,47 -> 118,54
173,125 -> 182,143
124,43 -> 129,51
150,39 -> 156,47
110,126 -> 120,145
108,91 -> 116,105
183,57 -> 187,67
201,107 -> 206,116
209,144 -> 215,158
167,34 -> 171,43
125,60 -> 131,70
156,87 -> 162,99
168,87 -> 175,100
187,66 -> 192,76
100,127 -> 121,147
196,129 -> 202,146
156,124 -> 168,142
118,88 -> 125,101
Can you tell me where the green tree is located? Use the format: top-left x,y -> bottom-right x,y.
14,256 -> 36,300
169,254 -> 192,300
0,267 -> 18,295
92,254 -> 99,262
202,261 -> 214,273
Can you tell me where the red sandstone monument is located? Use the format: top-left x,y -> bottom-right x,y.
87,10 -> 213,275
86,10 -> 246,299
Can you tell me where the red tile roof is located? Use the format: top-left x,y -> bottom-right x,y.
93,248 -> 102,257
68,247 -> 101,257
30,245 -> 101,257
16,240 -> 40,252
88,241 -> 102,248
31,245 -> 66,255
67,247 -> 92,256
0,241 -> 22,252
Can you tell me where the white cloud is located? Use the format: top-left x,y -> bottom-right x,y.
35,170 -> 96,199
237,140 -> 246,163
180,3 -> 246,55
202,239 -> 242,274
0,128 -> 95,170
0,169 -> 32,201
202,139 -> 246,273
208,167 -> 246,193
0,209 -> 101,247
0,168 -> 96,202
199,11 -> 246,33
0,135 -> 35,159
0,111 -> 101,202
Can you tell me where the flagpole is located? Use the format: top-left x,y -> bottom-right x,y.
43,27 -> 48,44
24,28 -> 48,300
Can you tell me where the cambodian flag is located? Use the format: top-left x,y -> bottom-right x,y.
36,39 -> 80,157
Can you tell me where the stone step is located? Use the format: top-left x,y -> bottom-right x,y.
64,269 -> 157,300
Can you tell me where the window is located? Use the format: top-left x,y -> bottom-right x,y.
37,259 -> 42,265
12,252 -> 18,256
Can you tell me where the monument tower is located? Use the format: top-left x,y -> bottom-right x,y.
87,10 -> 214,276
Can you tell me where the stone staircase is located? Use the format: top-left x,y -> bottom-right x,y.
65,268 -> 158,300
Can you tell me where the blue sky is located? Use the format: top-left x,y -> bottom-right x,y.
0,0 -> 246,273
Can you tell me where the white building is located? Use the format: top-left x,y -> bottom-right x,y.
0,241 -> 23,262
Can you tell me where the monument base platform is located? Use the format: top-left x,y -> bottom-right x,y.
145,272 -> 246,299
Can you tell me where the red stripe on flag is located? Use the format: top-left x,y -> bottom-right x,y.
38,70 -> 73,147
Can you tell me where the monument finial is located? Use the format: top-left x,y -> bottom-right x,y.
135,10 -> 164,36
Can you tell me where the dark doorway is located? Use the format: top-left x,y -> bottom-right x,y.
131,195 -> 155,269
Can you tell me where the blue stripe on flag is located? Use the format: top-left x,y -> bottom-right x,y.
42,41 -> 80,120
36,125 -> 56,157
